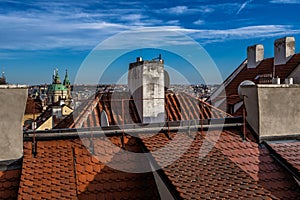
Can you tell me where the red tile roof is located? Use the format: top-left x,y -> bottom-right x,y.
55,91 -> 230,129
18,136 -> 159,199
267,141 -> 300,173
141,129 -> 300,199
25,97 -> 43,115
0,169 -> 21,200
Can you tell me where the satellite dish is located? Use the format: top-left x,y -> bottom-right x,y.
238,80 -> 255,99
100,110 -> 109,127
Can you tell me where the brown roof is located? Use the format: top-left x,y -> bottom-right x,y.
0,169 -> 21,200
18,136 -> 159,199
2,126 -> 298,199
55,91 -> 230,129
267,141 -> 300,173
25,97 -> 43,115
141,129 -> 300,199
215,53 -> 300,114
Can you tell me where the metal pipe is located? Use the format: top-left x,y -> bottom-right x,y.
24,122 -> 243,140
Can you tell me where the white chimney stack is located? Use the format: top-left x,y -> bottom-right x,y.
247,44 -> 264,68
274,36 -> 295,65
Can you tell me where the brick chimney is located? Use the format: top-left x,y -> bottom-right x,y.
274,36 -> 295,65
247,44 -> 264,68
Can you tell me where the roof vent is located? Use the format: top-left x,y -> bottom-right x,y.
274,36 -> 295,65
285,77 -> 293,84
272,77 -> 281,84
247,44 -> 264,68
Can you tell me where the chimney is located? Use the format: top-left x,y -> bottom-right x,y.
128,56 -> 165,123
239,83 -> 300,141
274,36 -> 295,65
0,85 -> 27,164
247,44 -> 264,68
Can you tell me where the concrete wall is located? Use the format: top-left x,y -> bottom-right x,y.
240,86 -> 259,134
142,62 -> 165,123
128,61 -> 143,121
0,87 -> 27,162
128,59 -> 165,123
241,84 -> 300,140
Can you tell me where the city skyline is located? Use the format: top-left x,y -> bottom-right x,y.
1,0 -> 300,84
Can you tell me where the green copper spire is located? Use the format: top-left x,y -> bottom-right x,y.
53,68 -> 61,84
63,69 -> 70,86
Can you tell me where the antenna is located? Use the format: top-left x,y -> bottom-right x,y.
139,49 -> 142,57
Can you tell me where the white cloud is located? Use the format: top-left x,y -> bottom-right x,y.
168,6 -> 188,14
166,20 -> 180,25
158,6 -> 213,15
270,0 -> 300,3
189,25 -> 300,43
236,0 -> 253,15
193,19 -> 205,25
120,14 -> 144,21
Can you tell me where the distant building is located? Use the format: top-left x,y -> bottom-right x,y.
0,71 -> 7,85
47,69 -> 72,106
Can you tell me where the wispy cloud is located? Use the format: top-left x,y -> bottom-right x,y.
236,0 -> 253,15
189,25 -> 300,43
270,0 -> 300,3
168,6 -> 188,14
193,19 -> 205,25
157,6 -> 213,15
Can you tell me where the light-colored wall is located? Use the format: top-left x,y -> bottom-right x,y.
247,44 -> 264,68
62,105 -> 73,116
274,37 -> 295,65
36,116 -> 53,130
22,113 -> 42,127
128,60 -> 165,123
142,62 -> 165,123
0,87 -> 27,162
241,84 -> 300,140
128,63 -> 143,121
240,86 -> 259,134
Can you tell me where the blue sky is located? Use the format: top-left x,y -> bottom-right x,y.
1,0 -> 300,85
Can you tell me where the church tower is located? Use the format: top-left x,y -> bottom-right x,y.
63,70 -> 72,104
47,69 -> 69,105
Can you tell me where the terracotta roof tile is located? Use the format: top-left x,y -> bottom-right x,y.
0,169 -> 21,200
141,129 -> 300,199
18,136 -> 160,199
25,97 -> 43,115
267,141 -> 300,172
56,91 -> 230,129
